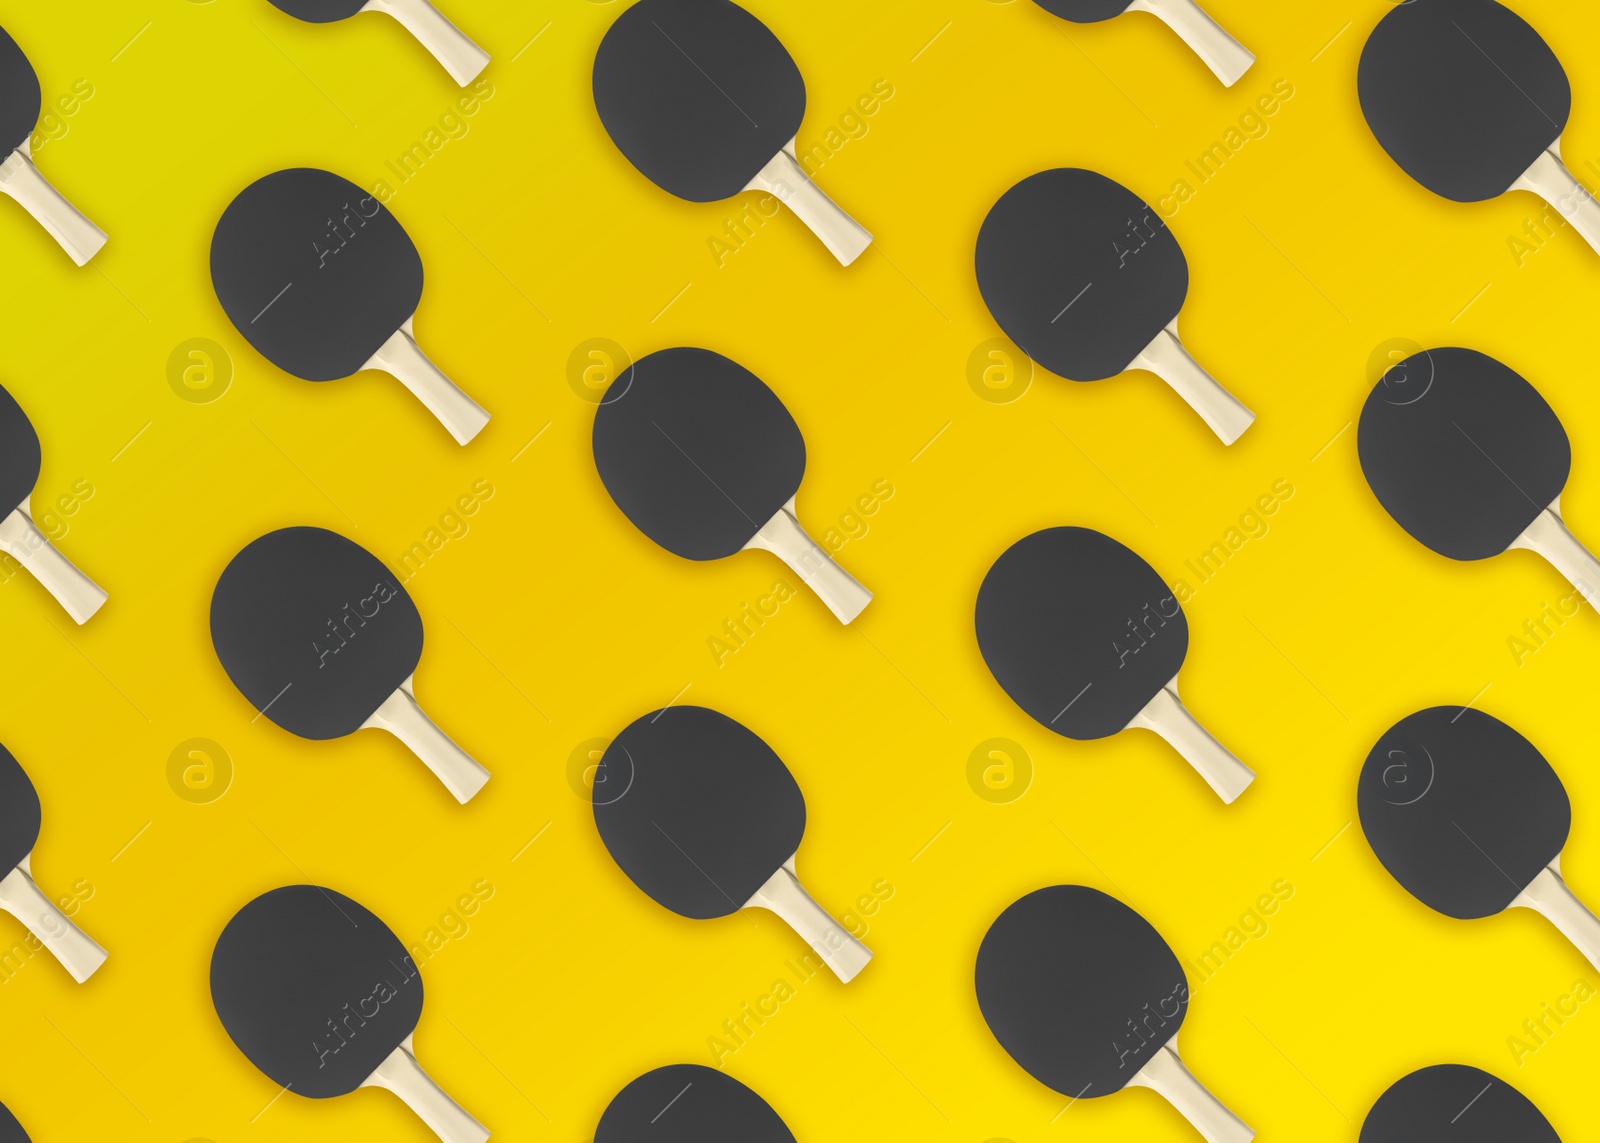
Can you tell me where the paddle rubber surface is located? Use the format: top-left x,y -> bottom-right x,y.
0,1101 -> 28,1143
210,527 -> 424,739
211,168 -> 424,382
268,0 -> 368,21
1359,0 -> 1570,202
1361,1064 -> 1560,1143
976,527 -> 1187,739
211,885 -> 423,1098
592,347 -> 805,560
0,742 -> 42,878
593,705 -> 805,919
1358,347 -> 1568,561
1032,0 -> 1134,21
596,1064 -> 797,1143
594,0 -> 804,202
1359,706 -> 1570,919
976,885 -> 1188,1097
976,168 -> 1188,382
0,383 -> 42,516
0,27 -> 40,158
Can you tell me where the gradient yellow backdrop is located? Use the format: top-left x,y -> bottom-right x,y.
4,0 -> 1600,1139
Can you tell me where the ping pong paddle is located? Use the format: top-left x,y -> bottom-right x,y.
0,741 -> 108,983
210,167 -> 489,445
593,0 -> 872,266
1358,347 -> 1600,608
592,704 -> 872,983
1359,705 -> 1600,971
0,26 -> 106,265
976,168 -> 1254,444
209,526 -> 489,803
977,885 -> 1252,1143
1361,1064 -> 1559,1143
1033,0 -> 1253,87
597,1064 -> 796,1143
1360,0 -> 1600,257
0,1102 -> 27,1143
212,885 -> 487,1143
592,346 -> 872,624
266,0 -> 488,86
0,382 -> 107,624
975,527 -> 1254,803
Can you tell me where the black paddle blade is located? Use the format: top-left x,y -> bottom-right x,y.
976,885 -> 1188,1097
1358,347 -> 1568,561
0,742 -> 41,877
596,1064 -> 797,1143
0,1101 -> 29,1143
212,885 -> 423,1098
0,27 -> 41,158
976,527 -> 1187,740
0,382 -> 42,516
210,527 -> 423,740
592,347 -> 805,560
211,168 -> 423,382
593,0 -> 805,203
268,0 -> 367,21
1359,707 -> 1570,919
976,168 -> 1188,382
593,705 -> 805,920
1359,0 -> 1569,203
1032,0 -> 1133,20
1361,1064 -> 1560,1143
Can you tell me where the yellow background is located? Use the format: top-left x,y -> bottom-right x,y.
4,0 -> 1600,1139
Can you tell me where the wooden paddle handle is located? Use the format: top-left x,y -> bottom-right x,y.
0,864 -> 108,983
1515,865 -> 1600,973
362,0 -> 490,86
1126,0 -> 1254,87
1510,507 -> 1600,610
1130,327 -> 1254,445
745,504 -> 872,624
1512,150 -> 1600,258
365,687 -> 491,803
0,147 -> 107,266
0,507 -> 108,624
1127,684 -> 1254,803
745,146 -> 872,266
366,1043 -> 490,1143
745,862 -> 873,983
366,326 -> 491,445
1129,1043 -> 1254,1143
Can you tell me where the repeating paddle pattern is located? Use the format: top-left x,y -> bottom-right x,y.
3,0 -> 1600,1139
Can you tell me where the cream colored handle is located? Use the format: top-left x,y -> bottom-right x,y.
0,507 -> 108,623
1128,1044 -> 1254,1143
743,503 -> 872,623
365,1042 -> 490,1143
362,0 -> 490,85
1126,684 -> 1254,803
1511,149 -> 1600,257
744,861 -> 873,983
365,326 -> 490,445
745,146 -> 872,266
1129,327 -> 1254,445
1127,0 -> 1254,87
0,147 -> 107,265
363,687 -> 490,803
1510,507 -> 1600,609
1514,864 -> 1600,972
0,865 -> 108,983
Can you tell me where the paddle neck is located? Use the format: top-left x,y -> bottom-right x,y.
1128,1042 -> 1254,1143
1514,863 -> 1600,973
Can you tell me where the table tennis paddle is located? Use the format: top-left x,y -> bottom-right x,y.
267,0 -> 488,86
1358,347 -> 1600,608
0,741 -> 108,983
211,167 -> 489,445
592,346 -> 871,624
593,704 -> 872,982
0,383 -> 108,624
1360,0 -> 1600,257
209,526 -> 489,803
212,885 -> 487,1143
976,168 -> 1253,444
0,1102 -> 27,1143
1361,1064 -> 1559,1143
593,0 -> 871,266
0,26 -> 106,266
1033,0 -> 1253,87
1359,705 -> 1600,971
597,1064 -> 796,1143
977,885 -> 1252,1143
975,527 -> 1254,803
